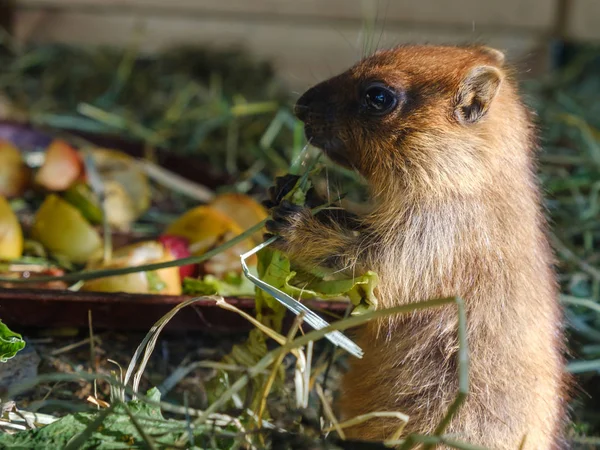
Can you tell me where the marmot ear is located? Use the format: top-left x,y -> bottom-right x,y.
454,65 -> 503,124
479,46 -> 505,65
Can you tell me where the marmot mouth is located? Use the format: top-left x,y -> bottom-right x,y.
324,150 -> 353,169
304,126 -> 353,169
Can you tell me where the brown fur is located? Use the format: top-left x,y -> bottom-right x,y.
269,45 -> 569,448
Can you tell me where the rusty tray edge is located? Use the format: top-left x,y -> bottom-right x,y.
0,289 -> 350,333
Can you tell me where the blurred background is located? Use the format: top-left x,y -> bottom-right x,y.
1,1 -> 600,448
3,0 -> 599,87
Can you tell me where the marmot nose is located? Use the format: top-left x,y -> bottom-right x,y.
294,104 -> 307,121
294,86 -> 317,122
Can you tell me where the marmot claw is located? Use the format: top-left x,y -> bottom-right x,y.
265,200 -> 304,235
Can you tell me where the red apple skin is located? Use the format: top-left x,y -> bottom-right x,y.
158,235 -> 197,279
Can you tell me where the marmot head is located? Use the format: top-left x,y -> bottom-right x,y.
294,45 -> 521,196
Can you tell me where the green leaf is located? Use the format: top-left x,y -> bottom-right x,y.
254,247 -> 290,329
0,320 -> 26,362
0,387 -> 238,449
284,270 -> 379,313
255,246 -> 379,329
182,271 -> 255,297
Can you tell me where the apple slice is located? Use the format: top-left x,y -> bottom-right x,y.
82,241 -> 181,295
158,235 -> 196,279
31,194 -> 102,264
91,148 -> 151,219
35,140 -> 83,191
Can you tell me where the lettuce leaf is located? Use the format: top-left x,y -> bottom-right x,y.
183,271 -> 256,297
0,320 -> 25,362
255,247 -> 379,324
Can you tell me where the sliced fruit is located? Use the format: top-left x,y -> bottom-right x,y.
210,193 -> 268,243
62,149 -> 151,230
0,195 -> 23,260
0,140 -> 30,198
91,148 -> 151,218
165,206 -> 256,276
31,194 -> 102,264
82,241 -> 181,295
158,235 -> 196,279
35,140 -> 83,191
102,180 -> 138,230
166,206 -> 243,253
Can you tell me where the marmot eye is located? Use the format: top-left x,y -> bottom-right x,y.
364,84 -> 398,115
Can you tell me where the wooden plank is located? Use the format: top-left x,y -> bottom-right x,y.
13,10 -> 547,88
567,0 -> 600,40
0,1 -> 16,33
16,0 -> 558,30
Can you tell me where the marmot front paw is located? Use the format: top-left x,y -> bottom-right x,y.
262,174 -> 302,210
265,200 -> 305,237
263,175 -> 324,211
264,202 -> 313,253
263,174 -> 325,248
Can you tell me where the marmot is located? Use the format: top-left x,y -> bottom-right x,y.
265,45 -> 568,449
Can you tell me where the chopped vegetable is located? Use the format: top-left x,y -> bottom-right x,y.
30,194 -> 102,264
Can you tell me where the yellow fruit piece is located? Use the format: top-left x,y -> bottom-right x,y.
0,195 -> 23,260
0,140 -> 30,198
165,206 -> 256,276
82,241 -> 181,295
210,193 -> 267,243
166,206 -> 243,252
31,194 -> 102,264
